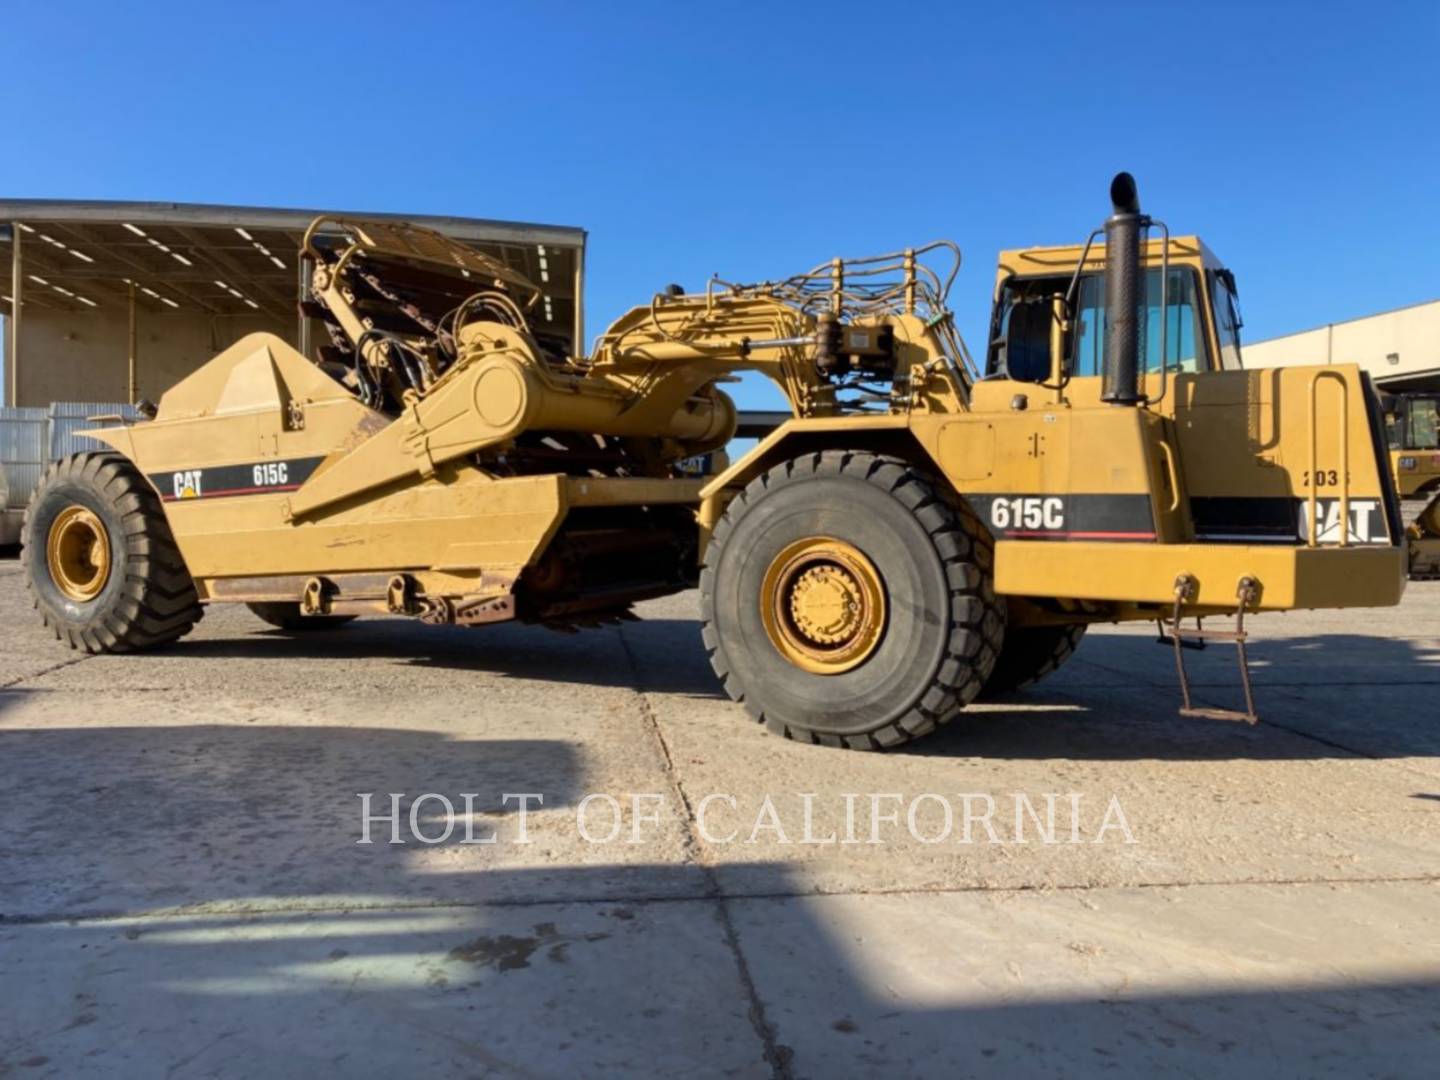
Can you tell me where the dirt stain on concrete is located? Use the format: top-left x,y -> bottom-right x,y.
447,923 -> 611,973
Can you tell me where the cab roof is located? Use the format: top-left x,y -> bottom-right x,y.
995,234 -> 1222,285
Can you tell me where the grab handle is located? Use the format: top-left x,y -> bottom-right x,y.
1307,370 -> 1350,547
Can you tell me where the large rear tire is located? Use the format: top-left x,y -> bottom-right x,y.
23,451 -> 203,652
701,451 -> 1004,750
978,623 -> 1086,699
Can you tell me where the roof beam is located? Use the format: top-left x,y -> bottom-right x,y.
46,222 -> 226,315
0,200 -> 586,250
5,247 -> 132,308
172,225 -> 294,322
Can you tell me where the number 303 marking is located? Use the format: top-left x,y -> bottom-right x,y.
990,497 -> 1065,531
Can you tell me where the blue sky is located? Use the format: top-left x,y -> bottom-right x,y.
4,1 -> 1437,410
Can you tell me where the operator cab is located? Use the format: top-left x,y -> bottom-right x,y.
984,237 -> 1244,385
1382,392 -> 1440,452
1381,391 -> 1440,497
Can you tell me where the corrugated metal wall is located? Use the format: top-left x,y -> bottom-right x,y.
0,408 -> 49,510
0,402 -> 137,510
47,402 -> 140,459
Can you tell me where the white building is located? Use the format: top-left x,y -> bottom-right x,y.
1240,298 -> 1440,393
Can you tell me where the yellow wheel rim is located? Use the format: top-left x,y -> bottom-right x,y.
46,505 -> 112,603
760,537 -> 886,674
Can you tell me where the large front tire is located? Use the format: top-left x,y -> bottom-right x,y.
701,451 -> 1004,750
23,451 -> 202,652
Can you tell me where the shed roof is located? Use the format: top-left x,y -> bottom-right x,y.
0,199 -> 584,329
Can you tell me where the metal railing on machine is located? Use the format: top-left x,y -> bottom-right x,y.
717,240 -> 978,380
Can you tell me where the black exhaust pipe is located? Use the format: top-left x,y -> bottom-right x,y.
1101,172 -> 1144,405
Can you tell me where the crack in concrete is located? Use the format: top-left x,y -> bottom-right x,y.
616,623 -> 795,1080
6,872 -> 1440,928
0,651 -> 96,690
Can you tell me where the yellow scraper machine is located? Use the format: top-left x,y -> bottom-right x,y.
24,174 -> 1407,749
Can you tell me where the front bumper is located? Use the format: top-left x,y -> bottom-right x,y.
995,540 -> 1408,611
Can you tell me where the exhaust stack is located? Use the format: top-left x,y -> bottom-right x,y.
1101,172 -> 1144,405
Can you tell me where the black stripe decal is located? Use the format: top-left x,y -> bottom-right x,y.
968,494 -> 1156,542
149,456 -> 326,502
1190,496 -> 1391,545
1189,496 -> 1294,540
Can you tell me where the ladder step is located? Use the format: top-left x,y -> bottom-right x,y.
1167,627 -> 1247,642
1166,574 -> 1261,725
1180,706 -> 1259,725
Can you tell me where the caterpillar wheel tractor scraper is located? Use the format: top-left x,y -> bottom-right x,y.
24,174 -> 1408,749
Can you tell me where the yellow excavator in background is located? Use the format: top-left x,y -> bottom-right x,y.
23,174 -> 1408,749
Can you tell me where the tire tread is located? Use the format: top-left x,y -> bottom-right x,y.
700,450 -> 1005,751
979,623 -> 1086,698
23,451 -> 203,653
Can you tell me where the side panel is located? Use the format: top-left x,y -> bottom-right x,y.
697,409 -> 1171,574
704,408 -> 1168,549
915,404 -> 1168,543
1172,365 -> 1397,546
160,469 -> 567,579
1392,448 -> 1440,498
81,333 -> 571,583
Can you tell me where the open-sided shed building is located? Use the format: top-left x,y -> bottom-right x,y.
0,199 -> 585,539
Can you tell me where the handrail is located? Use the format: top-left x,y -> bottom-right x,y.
1307,370 -> 1350,547
1157,439 -> 1181,513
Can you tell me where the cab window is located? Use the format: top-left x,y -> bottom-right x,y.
1385,408 -> 1403,450
989,290 -> 1055,382
1408,398 -> 1440,450
1069,267 -> 1205,377
1209,269 -> 1244,370
1388,396 -> 1440,450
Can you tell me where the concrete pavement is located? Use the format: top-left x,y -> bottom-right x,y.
2,559 -> 1438,1077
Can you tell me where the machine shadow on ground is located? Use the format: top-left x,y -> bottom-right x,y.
1084,628 -> 1440,685
160,617 -> 728,700
90,608 -> 1440,764
1,721 -> 1436,1076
